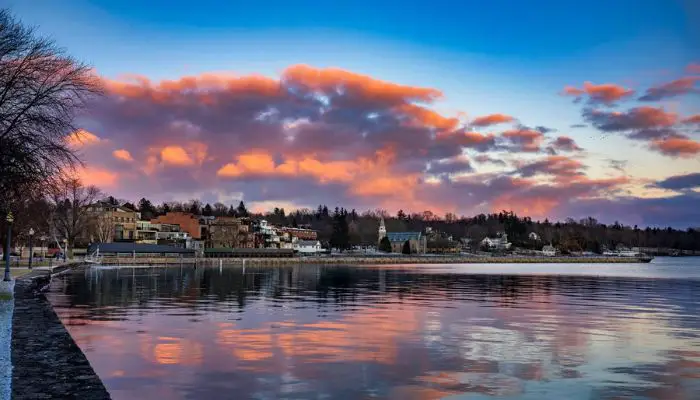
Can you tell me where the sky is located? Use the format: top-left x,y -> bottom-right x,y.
8,0 -> 700,227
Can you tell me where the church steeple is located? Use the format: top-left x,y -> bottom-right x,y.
378,217 -> 387,241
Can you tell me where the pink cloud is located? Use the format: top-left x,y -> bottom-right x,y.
562,81 -> 635,105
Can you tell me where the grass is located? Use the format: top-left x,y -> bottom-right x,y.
10,268 -> 32,279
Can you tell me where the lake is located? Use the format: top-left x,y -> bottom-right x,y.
46,257 -> 700,399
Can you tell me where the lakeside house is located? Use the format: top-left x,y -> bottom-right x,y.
480,233 -> 512,250
377,218 -> 427,254
542,245 -> 557,256
294,240 -> 323,254
529,232 -> 541,241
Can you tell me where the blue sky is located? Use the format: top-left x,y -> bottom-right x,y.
6,0 -> 700,225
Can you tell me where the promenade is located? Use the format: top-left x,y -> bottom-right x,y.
11,266 -> 110,399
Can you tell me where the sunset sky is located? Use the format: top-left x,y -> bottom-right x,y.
10,0 -> 700,227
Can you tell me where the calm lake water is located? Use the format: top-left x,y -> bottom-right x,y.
47,258 -> 700,399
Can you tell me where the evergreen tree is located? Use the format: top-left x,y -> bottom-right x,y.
330,211 -> 350,250
402,240 -> 411,254
202,203 -> 213,216
236,201 -> 248,217
227,205 -> 236,217
138,198 -> 157,220
379,236 -> 392,252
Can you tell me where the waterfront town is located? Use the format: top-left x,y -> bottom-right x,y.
4,192 -> 699,263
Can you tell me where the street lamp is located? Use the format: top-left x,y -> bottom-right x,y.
39,236 -> 47,258
4,212 -> 14,282
28,228 -> 35,270
62,238 -> 67,261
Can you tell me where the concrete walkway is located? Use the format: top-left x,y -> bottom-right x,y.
11,269 -> 110,399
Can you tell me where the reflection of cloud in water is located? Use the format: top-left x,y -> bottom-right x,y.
45,264 -> 700,399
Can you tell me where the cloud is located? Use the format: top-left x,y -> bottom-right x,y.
607,159 -> 628,173
562,82 -> 635,105
682,114 -> 700,125
68,64 -> 700,227
583,106 -> 678,132
501,128 -> 544,152
570,124 -> 587,129
655,172 -> 700,191
473,154 -> 506,166
66,129 -> 102,147
426,155 -> 474,176
514,155 -> 586,179
687,63 -> 700,74
470,113 -> 514,127
160,146 -> 196,166
548,136 -> 583,152
638,77 -> 699,102
650,136 -> 700,158
112,149 -> 134,162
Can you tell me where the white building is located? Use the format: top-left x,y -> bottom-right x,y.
294,240 -> 323,254
480,233 -> 512,250
542,245 -> 556,256
528,232 -> 541,241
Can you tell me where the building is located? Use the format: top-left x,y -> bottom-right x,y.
377,218 -> 427,254
542,245 -> 556,256
481,233 -> 512,251
294,240 -> 323,254
86,201 -> 139,242
151,212 -> 203,239
206,217 -> 255,248
529,232 -> 541,241
278,227 -> 318,241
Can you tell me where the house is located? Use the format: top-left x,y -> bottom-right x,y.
86,201 -> 139,242
279,226 -> 318,240
542,245 -> 556,256
151,212 -> 203,239
294,240 -> 323,254
480,233 -> 512,250
529,232 -> 541,241
206,217 -> 255,248
377,218 -> 427,254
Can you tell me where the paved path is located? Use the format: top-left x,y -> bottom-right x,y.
11,269 -> 110,399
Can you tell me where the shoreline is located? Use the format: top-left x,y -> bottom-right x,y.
97,255 -> 653,266
11,265 -> 111,399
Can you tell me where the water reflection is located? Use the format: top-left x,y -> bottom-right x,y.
47,261 -> 700,399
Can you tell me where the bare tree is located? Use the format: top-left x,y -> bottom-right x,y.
0,9 -> 102,215
48,176 -> 101,257
89,214 -> 115,243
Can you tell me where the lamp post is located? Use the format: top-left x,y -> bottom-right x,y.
62,238 -> 67,261
40,236 -> 46,258
4,212 -> 14,282
28,228 -> 35,270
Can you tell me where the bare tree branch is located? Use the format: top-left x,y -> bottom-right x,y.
0,8 -> 103,214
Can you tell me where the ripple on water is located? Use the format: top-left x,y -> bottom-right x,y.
45,260 -> 700,400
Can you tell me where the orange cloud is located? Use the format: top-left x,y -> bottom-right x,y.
502,129 -> 544,152
282,64 -> 442,104
160,146 -> 194,166
397,104 -> 460,131
682,114 -> 700,125
102,73 -> 281,103
66,129 -> 101,147
77,166 -> 118,188
562,81 -> 635,104
650,137 -> 700,158
471,113 -> 515,127
112,149 -> 133,162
